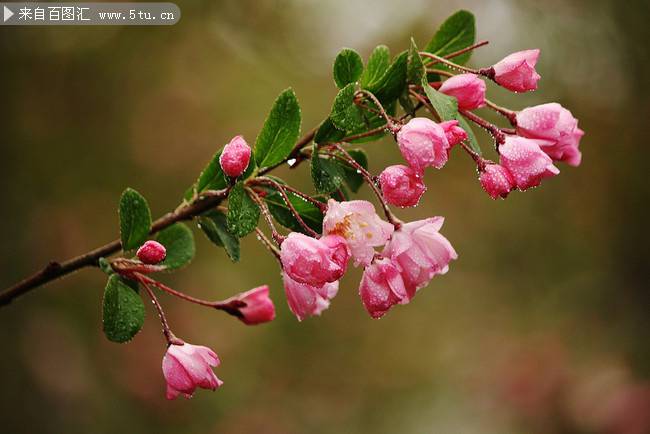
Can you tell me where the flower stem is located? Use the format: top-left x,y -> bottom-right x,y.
419,52 -> 480,74
485,99 -> 517,125
140,280 -> 182,346
460,110 -> 506,146
246,187 -> 285,245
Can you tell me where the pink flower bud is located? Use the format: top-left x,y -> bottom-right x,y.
516,103 -> 584,167
492,49 -> 541,93
396,117 -> 451,172
379,164 -> 426,208
359,257 -> 408,319
282,271 -> 339,321
439,120 -> 469,147
323,199 -> 394,267
479,164 -> 516,199
280,232 -> 349,286
438,73 -> 486,110
162,342 -> 223,399
232,285 -> 275,325
383,217 -> 457,298
499,135 -> 560,190
219,135 -> 251,178
136,240 -> 166,264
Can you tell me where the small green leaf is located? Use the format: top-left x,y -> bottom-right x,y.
98,257 -> 114,276
361,45 -> 390,88
330,83 -> 364,131
227,182 -> 260,238
156,223 -> 195,270
264,187 -> 324,234
196,150 -> 228,193
314,117 -> 346,145
333,48 -> 364,89
422,77 -> 458,121
456,115 -> 481,155
335,149 -> 368,193
407,38 -> 425,84
424,10 -> 476,65
102,275 -> 145,343
119,188 -> 152,251
366,51 -> 408,104
199,211 -> 240,262
311,145 -> 345,194
255,88 -> 302,169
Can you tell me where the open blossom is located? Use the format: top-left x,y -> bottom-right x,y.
439,120 -> 468,147
396,117 -> 451,171
383,217 -> 457,297
492,49 -> 541,92
379,165 -> 426,208
162,342 -> 223,400
219,135 -> 251,178
499,135 -> 560,190
359,257 -> 409,319
280,232 -> 349,286
323,199 -> 394,267
231,285 -> 275,325
516,103 -> 584,166
480,164 -> 516,199
283,271 -> 339,321
136,240 -> 166,264
438,73 -> 486,110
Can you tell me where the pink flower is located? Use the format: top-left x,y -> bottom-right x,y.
479,164 -> 516,199
379,164 -> 427,208
280,232 -> 349,286
438,73 -> 486,110
440,120 -> 469,147
396,117 -> 451,171
162,342 -> 223,400
383,217 -> 457,297
219,135 -> 251,178
136,240 -> 166,264
516,103 -> 584,166
231,285 -> 275,325
283,271 -> 339,321
492,49 -> 541,93
323,199 -> 394,267
359,257 -> 408,319
499,135 -> 560,190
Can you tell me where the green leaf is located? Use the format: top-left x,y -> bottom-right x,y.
422,77 -> 458,121
227,182 -> 260,238
264,188 -> 324,234
399,88 -> 416,116
333,48 -> 364,89
330,83 -> 364,131
196,150 -> 228,193
314,117 -> 346,145
254,88 -> 302,169
119,188 -> 152,251
102,275 -> 145,343
156,223 -> 195,270
366,51 -> 408,104
99,257 -> 114,276
311,145 -> 345,194
424,10 -> 476,65
361,45 -> 390,88
407,38 -> 425,84
199,210 -> 240,262
345,100 -> 396,144
335,149 -> 368,193
456,115 -> 481,155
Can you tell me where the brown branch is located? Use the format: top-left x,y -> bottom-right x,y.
0,188 -> 229,306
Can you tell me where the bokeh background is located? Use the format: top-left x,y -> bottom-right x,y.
1,0 -> 649,433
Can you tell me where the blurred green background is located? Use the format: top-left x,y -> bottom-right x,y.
1,0 -> 649,433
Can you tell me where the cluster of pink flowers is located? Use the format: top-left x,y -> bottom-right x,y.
280,200 -> 457,319
378,49 -> 583,202
132,48 -> 584,401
